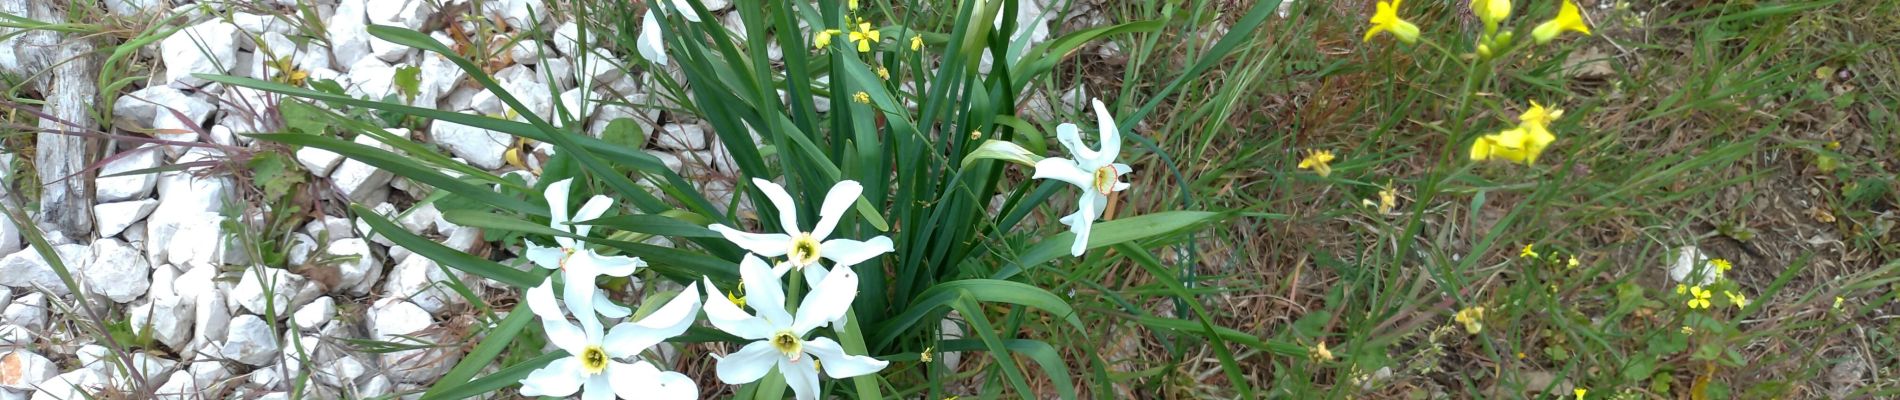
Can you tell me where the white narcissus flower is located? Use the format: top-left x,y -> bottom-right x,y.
635,1 -> 701,66
708,179 -> 894,290
517,277 -> 701,399
526,179 -> 642,324
702,256 -> 889,400
1032,98 -> 1132,257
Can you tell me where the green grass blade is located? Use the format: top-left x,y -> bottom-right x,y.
251,133 -> 543,216
354,204 -> 541,288
421,306 -> 534,399
419,351 -> 563,400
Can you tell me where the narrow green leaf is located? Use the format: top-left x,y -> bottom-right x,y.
995,211 -> 1229,279
421,307 -> 534,399
355,204 -> 540,288
874,279 -> 1082,350
419,351 -> 563,400
251,133 -> 544,216
937,339 -> 1075,399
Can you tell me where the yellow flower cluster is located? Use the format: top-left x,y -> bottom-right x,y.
1471,101 -> 1561,165
1453,306 -> 1485,334
1363,0 -> 1592,46
813,20 -> 881,53
1298,149 -> 1335,177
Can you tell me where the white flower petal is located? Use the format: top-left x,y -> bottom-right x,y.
560,259 -> 605,338
752,178 -> 804,235
772,260 -> 795,279
1054,123 -> 1099,165
570,195 -> 614,237
801,264 -> 830,291
655,371 -> 700,399
818,236 -> 893,269
588,252 -> 645,278
518,356 -> 585,397
708,224 -> 793,257
604,282 -> 702,358
638,11 -> 669,66
606,361 -> 662,399
1033,157 -> 1094,190
1058,197 -> 1099,257
524,242 -> 564,271
546,179 -> 576,230
810,180 -> 864,240
1091,98 -> 1122,165
527,278 -> 588,355
1112,163 -> 1132,175
714,340 -> 780,384
793,266 -> 857,335
802,337 -> 888,378
593,291 -> 632,319
669,0 -> 703,22
740,255 -> 793,326
781,356 -> 822,400
701,277 -> 777,340
582,374 -> 615,400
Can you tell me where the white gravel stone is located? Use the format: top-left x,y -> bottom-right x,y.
105,0 -> 164,16
28,368 -> 101,400
330,135 -> 400,204
296,147 -> 345,177
430,120 -> 511,170
398,202 -> 442,235
317,354 -> 369,391
654,123 -> 708,150
382,256 -> 466,315
344,58 -> 401,101
370,298 -> 458,383
93,199 -> 158,238
84,239 -> 150,303
231,266 -> 304,316
0,325 -> 28,347
0,244 -> 89,295
187,361 -> 233,393
130,295 -> 193,350
154,371 -> 195,400
326,238 -> 381,296
328,0 -> 372,69
0,351 -> 56,391
94,145 -> 162,202
164,216 -> 227,268
590,102 -> 658,142
356,375 -> 393,398
0,294 -> 44,331
187,288 -> 229,352
355,203 -> 400,247
482,0 -> 543,27
302,216 -> 355,241
0,213 -> 18,257
1669,246 -> 1718,286
160,21 -> 239,87
222,315 -> 280,366
114,85 -> 213,130
231,13 -> 294,37
293,296 -> 335,332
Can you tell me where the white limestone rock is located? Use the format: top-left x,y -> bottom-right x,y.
430,120 -> 511,170
654,123 -> 708,150
83,239 -> 149,303
369,298 -> 459,383
0,351 -> 56,392
0,244 -> 89,295
160,21 -> 240,87
221,315 -> 280,366
328,0 -> 373,69
93,199 -> 159,238
325,238 -> 381,296
293,296 -> 335,332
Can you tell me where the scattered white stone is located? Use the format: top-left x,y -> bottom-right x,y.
398,202 -> 442,235
330,131 -> 403,204
221,315 -> 280,366
231,13 -> 294,37
27,368 -> 101,400
481,0 -> 543,27
370,298 -> 458,383
418,49 -> 465,104
285,233 -> 317,267
105,0 -> 164,16
302,216 -> 356,241
0,214 -> 18,257
0,351 -> 56,391
643,150 -> 684,175
187,288 -> 229,352
654,123 -> 708,150
95,145 -> 163,203
93,199 -> 159,238
326,238 -> 381,296
231,265 -> 304,316
590,102 -> 658,142
115,85 -> 214,129
295,146 -> 345,176
0,325 -> 28,347
154,371 -> 195,400
578,48 -> 624,86
431,120 -> 511,170
164,216 -> 227,268
0,244 -> 89,295
1668,246 -> 1717,286
382,256 -> 466,315
0,294 -> 44,331
328,0 -> 373,69
160,21 -> 240,87
84,239 -> 150,303
248,364 -> 286,389
293,296 -> 335,332
344,57 -> 401,101
317,354 -> 368,391
542,57 -> 575,89
187,361 -> 233,393
356,375 -> 393,398
354,203 -> 400,247
702,0 -> 734,11
130,294 -> 193,350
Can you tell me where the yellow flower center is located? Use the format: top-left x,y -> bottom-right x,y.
772,330 -> 803,360
788,234 -> 821,268
558,247 -> 576,270
580,346 -> 608,375
1092,166 -> 1118,194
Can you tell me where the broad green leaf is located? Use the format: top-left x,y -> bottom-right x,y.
995,211 -> 1229,279
873,279 -> 1082,349
937,339 -> 1075,399
959,139 -> 1045,169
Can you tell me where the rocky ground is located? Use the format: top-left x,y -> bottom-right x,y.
0,0 -> 1086,398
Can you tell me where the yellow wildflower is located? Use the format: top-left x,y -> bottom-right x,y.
852,91 -> 871,104
1376,184 -> 1398,214
1471,0 -> 1511,29
848,22 -> 880,53
1515,351 -> 1526,359
1453,306 -> 1485,334
920,347 -> 933,363
910,35 -> 924,51
876,66 -> 890,80
1566,256 -> 1580,269
1725,290 -> 1747,308
1532,0 -> 1592,44
1471,102 -> 1561,165
1681,325 -> 1693,334
1711,258 -> 1732,274
1676,284 -> 1688,295
1834,296 -> 1844,310
1687,286 -> 1712,309
1518,101 -> 1564,129
1298,149 -> 1335,177
1520,244 -> 1539,259
1363,0 -> 1420,44
1309,341 -> 1335,362
1574,388 -> 1587,399
813,29 -> 841,49
848,0 -> 859,10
